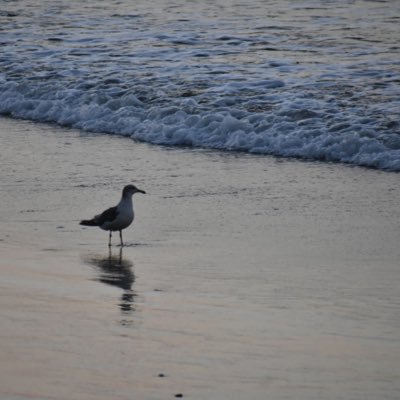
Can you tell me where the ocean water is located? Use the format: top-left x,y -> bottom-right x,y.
1,0 -> 399,170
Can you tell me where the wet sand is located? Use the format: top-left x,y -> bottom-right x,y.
1,117 -> 399,400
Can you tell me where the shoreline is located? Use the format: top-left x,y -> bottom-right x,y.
1,116 -> 399,400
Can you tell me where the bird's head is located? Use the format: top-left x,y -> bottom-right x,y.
123,184 -> 146,197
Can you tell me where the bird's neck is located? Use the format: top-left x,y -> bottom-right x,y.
119,194 -> 133,208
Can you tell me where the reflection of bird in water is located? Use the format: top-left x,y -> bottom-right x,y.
83,248 -> 136,315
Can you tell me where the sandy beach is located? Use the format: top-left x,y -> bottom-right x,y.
1,116 -> 399,400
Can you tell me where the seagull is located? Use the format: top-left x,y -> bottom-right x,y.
80,184 -> 146,247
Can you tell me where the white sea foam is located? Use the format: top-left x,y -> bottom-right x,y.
1,0 -> 399,170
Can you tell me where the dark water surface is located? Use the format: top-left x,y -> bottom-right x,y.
1,0 -> 400,169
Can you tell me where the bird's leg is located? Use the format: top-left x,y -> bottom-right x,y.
108,231 -> 112,247
119,230 -> 124,247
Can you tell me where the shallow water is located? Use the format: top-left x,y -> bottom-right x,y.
1,0 -> 400,169
1,117 -> 399,399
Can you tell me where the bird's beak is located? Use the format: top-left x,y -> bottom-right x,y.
136,189 -> 146,194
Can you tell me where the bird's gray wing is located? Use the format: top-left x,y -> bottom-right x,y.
94,206 -> 119,225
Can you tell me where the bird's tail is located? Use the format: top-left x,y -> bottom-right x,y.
80,219 -> 99,227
